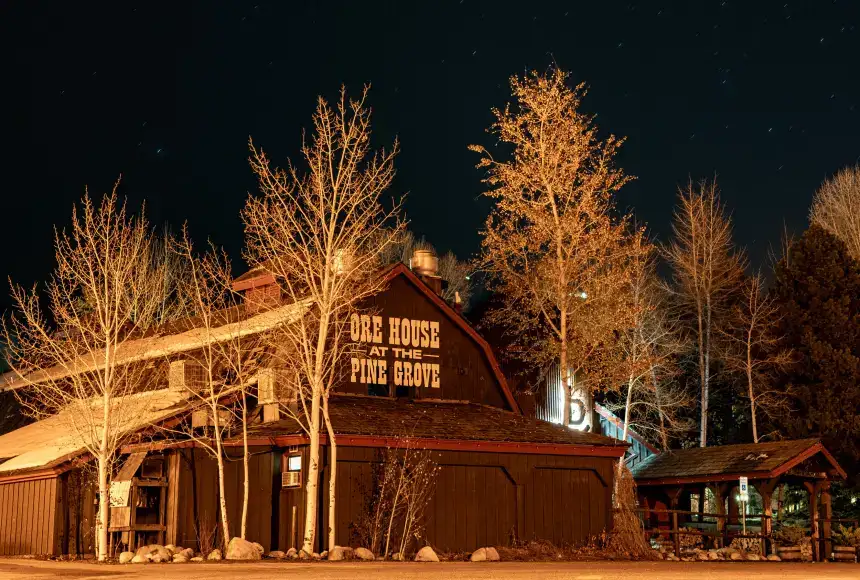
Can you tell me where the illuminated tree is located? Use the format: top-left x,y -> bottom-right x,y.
243,86 -> 404,553
472,68 -> 646,425
810,164 -> 860,261
665,179 -> 745,446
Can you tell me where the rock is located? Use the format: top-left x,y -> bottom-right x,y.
299,549 -> 311,560
414,546 -> 439,562
470,548 -> 488,562
150,553 -> 168,563
730,552 -> 744,561
707,551 -> 719,560
486,547 -> 500,561
165,544 -> 176,554
696,551 -> 709,561
391,552 -> 404,561
179,548 -> 194,559
252,542 -> 265,554
207,549 -> 222,561
190,556 -> 204,562
287,548 -> 298,559
173,554 -> 189,563
119,551 -> 135,564
319,551 -> 328,559
136,544 -> 171,561
354,547 -> 375,561
268,550 -> 286,559
747,553 -> 761,561
226,537 -> 262,561
131,554 -> 148,564
767,554 -> 781,561
328,546 -> 352,561
312,553 -> 322,560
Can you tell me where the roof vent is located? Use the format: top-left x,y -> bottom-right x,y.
410,249 -> 439,278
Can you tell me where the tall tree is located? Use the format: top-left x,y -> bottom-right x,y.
810,164 -> 860,261
719,272 -> 793,443
772,225 -> 860,478
665,179 -> 745,446
3,190 -> 172,561
472,69 -> 645,426
243,86 -> 403,553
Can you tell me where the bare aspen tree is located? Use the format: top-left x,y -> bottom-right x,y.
3,189 -> 171,561
810,164 -> 860,260
169,228 -> 239,548
472,69 -> 644,424
720,272 -> 793,443
612,243 -> 691,471
665,179 -> 745,447
243,86 -> 403,553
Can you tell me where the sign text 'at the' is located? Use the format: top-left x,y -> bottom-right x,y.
349,314 -> 441,388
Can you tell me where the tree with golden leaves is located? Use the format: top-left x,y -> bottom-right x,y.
471,69 -> 646,425
243,86 -> 403,554
665,179 -> 745,447
810,164 -> 860,261
3,189 -> 176,561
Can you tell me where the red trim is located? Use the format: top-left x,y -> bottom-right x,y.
233,273 -> 276,292
385,263 -> 521,415
267,433 -> 626,458
594,403 -> 660,455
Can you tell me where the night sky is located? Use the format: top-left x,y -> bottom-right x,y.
3,1 -> 860,312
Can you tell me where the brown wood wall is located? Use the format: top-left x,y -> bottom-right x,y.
0,477 -> 59,556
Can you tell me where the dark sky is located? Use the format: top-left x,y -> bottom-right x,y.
3,1 -> 860,312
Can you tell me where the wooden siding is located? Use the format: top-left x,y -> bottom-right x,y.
0,476 -> 58,556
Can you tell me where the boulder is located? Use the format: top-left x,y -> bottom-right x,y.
131,554 -> 148,564
179,548 -> 194,559
268,550 -> 286,559
470,548 -> 488,562
707,551 -> 720,560
172,553 -> 189,563
696,551 -> 709,561
746,553 -> 761,561
136,544 -> 171,561
354,547 -> 375,561
207,549 -> 222,561
327,546 -> 352,561
252,542 -> 265,555
485,547 -> 500,561
287,547 -> 298,559
226,537 -> 262,560
767,554 -> 781,561
730,552 -> 744,561
165,544 -> 176,554
414,546 -> 439,562
119,551 -> 135,564
190,556 -> 204,562
391,552 -> 404,561
150,553 -> 168,563
319,551 -> 328,560
299,549 -> 312,560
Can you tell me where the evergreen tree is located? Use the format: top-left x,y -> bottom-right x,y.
773,224 -> 860,479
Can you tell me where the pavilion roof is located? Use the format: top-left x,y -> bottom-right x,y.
631,438 -> 846,486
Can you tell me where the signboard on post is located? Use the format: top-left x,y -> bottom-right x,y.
739,476 -> 749,502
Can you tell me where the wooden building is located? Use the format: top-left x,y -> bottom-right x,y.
0,259 -> 627,556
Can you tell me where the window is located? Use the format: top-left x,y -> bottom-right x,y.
287,455 -> 302,472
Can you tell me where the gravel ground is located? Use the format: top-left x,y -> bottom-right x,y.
1,559 -> 859,580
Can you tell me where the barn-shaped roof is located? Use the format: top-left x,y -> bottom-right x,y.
632,438 -> 846,485
244,394 -> 626,457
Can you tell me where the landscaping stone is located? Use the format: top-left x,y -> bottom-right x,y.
226,537 -> 262,560
119,551 -> 135,564
252,542 -> 265,555
327,546 -> 352,561
354,547 -> 375,561
164,544 -> 176,554
767,554 -> 781,561
131,554 -> 148,564
268,550 -> 286,559
707,551 -> 720,560
172,553 -> 189,563
747,553 -> 761,561
135,544 -> 171,561
287,548 -> 298,559
470,548 -> 488,562
150,553 -> 168,563
179,548 -> 194,559
319,551 -> 328,559
730,552 -> 744,561
190,556 -> 204,562
207,549 -> 222,560
414,546 -> 439,562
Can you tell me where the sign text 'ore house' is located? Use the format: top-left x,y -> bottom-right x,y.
349,313 -> 441,388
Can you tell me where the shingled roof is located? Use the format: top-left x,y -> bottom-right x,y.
245,395 -> 626,457
632,438 -> 846,485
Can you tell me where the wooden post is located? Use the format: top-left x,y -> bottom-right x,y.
803,481 -> 820,562
666,487 -> 683,556
708,483 -> 728,548
756,478 -> 779,556
165,452 -> 180,546
820,482 -> 833,560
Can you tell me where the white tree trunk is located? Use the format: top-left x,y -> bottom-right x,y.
301,394 -> 322,555
746,338 -> 758,443
323,398 -> 337,551
241,394 -> 250,539
560,310 -> 570,427
615,374 -> 635,504
97,391 -> 110,562
213,419 -> 231,548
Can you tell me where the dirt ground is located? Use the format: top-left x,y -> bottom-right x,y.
0,559 -> 859,580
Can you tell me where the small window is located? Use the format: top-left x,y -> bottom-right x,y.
287,455 -> 302,472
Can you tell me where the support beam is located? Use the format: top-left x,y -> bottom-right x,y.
708,483 -> 729,548
820,482 -> 833,560
803,481 -> 820,562
756,478 -> 779,556
666,487 -> 684,556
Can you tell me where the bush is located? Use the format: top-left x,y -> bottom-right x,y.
832,524 -> 860,548
772,524 -> 807,545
